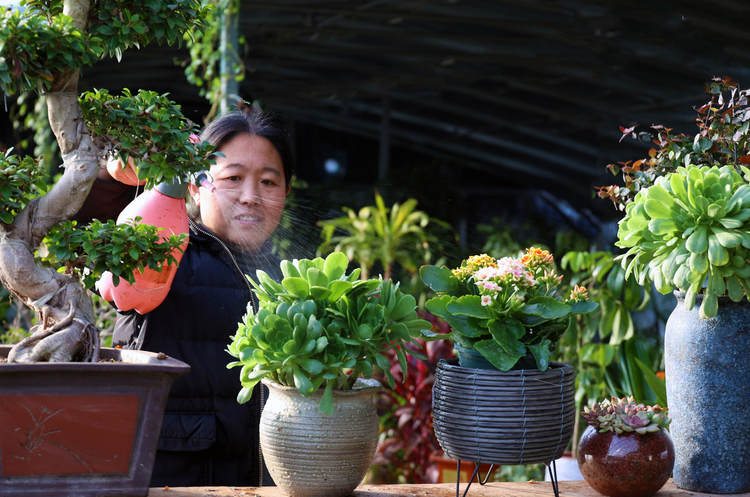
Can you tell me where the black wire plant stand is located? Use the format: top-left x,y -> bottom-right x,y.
432,359 -> 575,497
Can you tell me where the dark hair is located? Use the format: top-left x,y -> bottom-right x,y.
200,110 -> 294,186
188,110 -> 294,220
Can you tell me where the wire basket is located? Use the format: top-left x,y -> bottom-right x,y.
433,358 -> 575,466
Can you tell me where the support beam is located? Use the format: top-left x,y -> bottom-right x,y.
378,95 -> 391,181
220,1 -> 241,113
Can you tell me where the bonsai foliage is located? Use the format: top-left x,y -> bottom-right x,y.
582,396 -> 670,435
616,165 -> 750,318
227,252 -> 431,415
420,249 -> 598,371
598,77 -> 750,209
0,0 -> 215,363
0,0 -> 209,95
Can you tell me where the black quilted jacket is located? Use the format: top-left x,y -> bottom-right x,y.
112,220 -> 281,487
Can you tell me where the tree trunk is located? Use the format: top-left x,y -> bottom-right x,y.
0,0 -> 101,363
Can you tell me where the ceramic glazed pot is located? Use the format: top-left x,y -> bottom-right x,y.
259,378 -> 380,497
577,426 -> 674,497
665,292 -> 750,494
433,358 -> 575,467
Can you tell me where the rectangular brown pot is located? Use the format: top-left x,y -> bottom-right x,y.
0,345 -> 190,497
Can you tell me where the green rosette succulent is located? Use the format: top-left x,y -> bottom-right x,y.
616,164 -> 750,318
227,252 -> 431,415
582,396 -> 671,435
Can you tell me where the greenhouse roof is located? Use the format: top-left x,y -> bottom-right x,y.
83,0 -> 750,197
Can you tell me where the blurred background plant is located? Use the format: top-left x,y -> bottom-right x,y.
317,191 -> 457,306
556,250 -> 672,455
369,313 -> 453,484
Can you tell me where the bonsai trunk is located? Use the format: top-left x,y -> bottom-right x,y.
0,0 -> 102,363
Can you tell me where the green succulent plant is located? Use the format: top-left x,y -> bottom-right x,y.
582,396 -> 670,435
227,252 -> 431,415
616,164 -> 750,318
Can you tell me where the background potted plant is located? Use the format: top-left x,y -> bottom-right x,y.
577,396 -> 674,497
0,1 -> 217,495
417,249 -> 597,493
604,78 -> 750,494
227,251 -> 429,497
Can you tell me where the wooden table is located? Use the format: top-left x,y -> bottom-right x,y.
148,480 -> 750,497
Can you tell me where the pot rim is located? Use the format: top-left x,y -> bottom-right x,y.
0,344 -> 190,375
673,290 -> 750,304
261,377 -> 383,395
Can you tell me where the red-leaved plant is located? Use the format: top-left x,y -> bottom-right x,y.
369,313 -> 454,483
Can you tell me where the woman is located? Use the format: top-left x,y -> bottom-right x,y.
79,110 -> 293,487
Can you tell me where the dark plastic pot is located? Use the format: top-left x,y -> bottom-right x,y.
454,343 -> 536,370
665,292 -> 750,494
0,345 -> 190,497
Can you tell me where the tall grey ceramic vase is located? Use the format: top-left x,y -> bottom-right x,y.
665,292 -> 750,494
259,378 -> 381,497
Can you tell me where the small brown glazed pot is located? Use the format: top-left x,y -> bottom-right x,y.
577,425 -> 675,497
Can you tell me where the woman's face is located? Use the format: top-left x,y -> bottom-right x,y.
189,133 -> 289,251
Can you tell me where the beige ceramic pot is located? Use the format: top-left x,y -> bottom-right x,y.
260,378 -> 381,497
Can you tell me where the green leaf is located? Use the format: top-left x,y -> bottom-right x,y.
473,339 -> 526,372
390,294 -> 416,321
236,386 -> 254,404
633,357 -> 667,407
426,295 -> 484,337
487,320 -> 526,355
522,296 -> 571,319
306,268 -> 329,288
293,366 -> 314,396
282,277 -> 310,299
708,234 -> 730,266
298,359 -> 324,375
527,339 -> 552,371
328,280 -> 352,302
686,225 -> 709,254
419,265 -> 459,293
323,251 -> 349,281
568,300 -> 598,315
319,380 -> 335,415
280,260 -> 301,279
310,286 -> 332,300
446,295 -> 490,319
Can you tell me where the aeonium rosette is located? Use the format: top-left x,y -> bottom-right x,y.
419,249 -> 598,371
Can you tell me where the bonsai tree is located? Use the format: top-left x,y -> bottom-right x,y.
0,0 -> 216,362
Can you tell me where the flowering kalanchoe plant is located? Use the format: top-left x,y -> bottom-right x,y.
419,249 -> 598,371
582,397 -> 671,435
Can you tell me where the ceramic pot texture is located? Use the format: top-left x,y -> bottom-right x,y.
577,426 -> 675,497
260,379 -> 380,497
665,293 -> 750,494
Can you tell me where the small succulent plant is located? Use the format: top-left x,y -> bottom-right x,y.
582,396 -> 671,435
